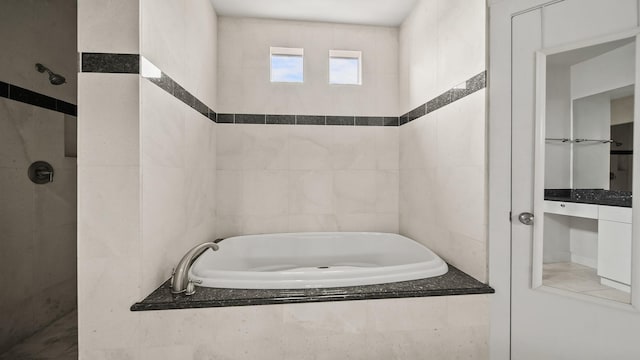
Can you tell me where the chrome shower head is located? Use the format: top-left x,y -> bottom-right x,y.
35,63 -> 66,85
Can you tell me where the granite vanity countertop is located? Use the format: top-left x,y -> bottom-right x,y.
544,189 -> 632,208
131,265 -> 494,311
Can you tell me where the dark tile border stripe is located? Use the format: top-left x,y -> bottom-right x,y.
296,115 -> 326,125
80,53 -> 486,127
81,53 -> 218,123
236,114 -> 266,124
81,53 -> 140,74
327,116 -> 355,126
0,81 -> 77,116
402,71 -> 487,125
267,114 -> 295,125
0,81 -> 8,98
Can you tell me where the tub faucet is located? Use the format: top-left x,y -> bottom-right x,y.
170,241 -> 219,295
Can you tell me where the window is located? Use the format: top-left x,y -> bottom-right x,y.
270,47 -> 304,83
329,50 -> 362,85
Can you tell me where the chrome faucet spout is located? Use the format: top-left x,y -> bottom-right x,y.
171,241 -> 219,294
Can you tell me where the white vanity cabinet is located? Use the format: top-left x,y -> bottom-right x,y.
543,201 -> 632,291
597,206 -> 632,290
543,201 -> 598,219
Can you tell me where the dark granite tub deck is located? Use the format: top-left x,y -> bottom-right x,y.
131,264 -> 494,311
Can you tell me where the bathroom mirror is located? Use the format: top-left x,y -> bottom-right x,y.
572,85 -> 634,191
534,34 -> 637,305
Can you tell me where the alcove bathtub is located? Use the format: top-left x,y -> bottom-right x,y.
189,232 -> 448,289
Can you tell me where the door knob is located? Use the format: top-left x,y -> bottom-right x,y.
518,212 -> 534,225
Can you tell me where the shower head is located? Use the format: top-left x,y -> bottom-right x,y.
35,63 -> 66,85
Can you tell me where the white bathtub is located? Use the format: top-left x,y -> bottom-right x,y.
189,232 -> 448,289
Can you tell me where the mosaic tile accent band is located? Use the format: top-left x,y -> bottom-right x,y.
81,53 -> 140,74
400,71 -> 486,125
79,53 -> 486,126
0,80 -> 77,116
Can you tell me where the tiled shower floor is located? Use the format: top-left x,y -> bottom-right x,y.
0,310 -> 77,360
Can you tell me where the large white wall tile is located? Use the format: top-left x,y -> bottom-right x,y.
216,124 -> 400,236
287,214 -> 339,233
289,126 -> 333,170
185,111 -> 215,170
216,170 -> 243,215
140,0 -> 217,109
436,0 -> 486,94
141,81 -> 185,168
243,125 -> 289,170
77,257 -> 141,350
283,301 -> 368,335
78,167 -> 140,259
216,124 -> 244,170
78,74 -> 140,167
217,17 -> 399,116
78,0 -> 139,53
331,127 -> 377,170
399,113 -> 438,170
367,297 -> 448,332
289,170 -> 334,214
334,170 -> 377,214
399,0 -> 486,112
374,127 -> 400,170
436,90 -> 486,168
243,170 -> 289,215
141,166 -> 187,293
399,1 -> 487,282
0,100 -> 75,170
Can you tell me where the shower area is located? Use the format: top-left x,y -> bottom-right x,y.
0,0 -> 78,358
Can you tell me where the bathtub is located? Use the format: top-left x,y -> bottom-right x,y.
189,232 -> 448,289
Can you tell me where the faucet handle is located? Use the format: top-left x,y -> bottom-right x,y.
185,279 -> 202,296
169,268 -> 176,288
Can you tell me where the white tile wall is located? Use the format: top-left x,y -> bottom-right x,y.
399,0 -> 486,112
0,98 -> 77,352
77,1 -> 490,359
78,74 -> 140,167
217,17 -> 399,116
78,0 -> 223,356
216,124 -> 399,236
78,0 -> 139,54
140,0 -> 218,108
82,295 -> 488,360
398,0 -> 487,281
0,0 -> 77,103
400,90 -> 487,281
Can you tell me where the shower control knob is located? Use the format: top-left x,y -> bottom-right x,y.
28,161 -> 54,184
518,212 -> 534,225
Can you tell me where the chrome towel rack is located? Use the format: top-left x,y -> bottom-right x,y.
545,138 -> 622,146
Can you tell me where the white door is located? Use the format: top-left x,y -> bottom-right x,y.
511,0 -> 640,359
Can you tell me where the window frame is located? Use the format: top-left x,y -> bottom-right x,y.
270,46 -> 304,83
329,49 -> 362,85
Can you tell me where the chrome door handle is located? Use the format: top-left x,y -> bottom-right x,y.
518,212 -> 534,225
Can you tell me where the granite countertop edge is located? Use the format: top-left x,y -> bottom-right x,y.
130,265 -> 494,312
544,189 -> 632,208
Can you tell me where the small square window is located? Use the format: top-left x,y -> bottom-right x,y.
270,47 -> 304,83
329,50 -> 362,85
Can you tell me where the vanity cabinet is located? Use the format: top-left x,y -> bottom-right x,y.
543,201 -> 632,290
597,206 -> 632,289
543,201 -> 598,219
